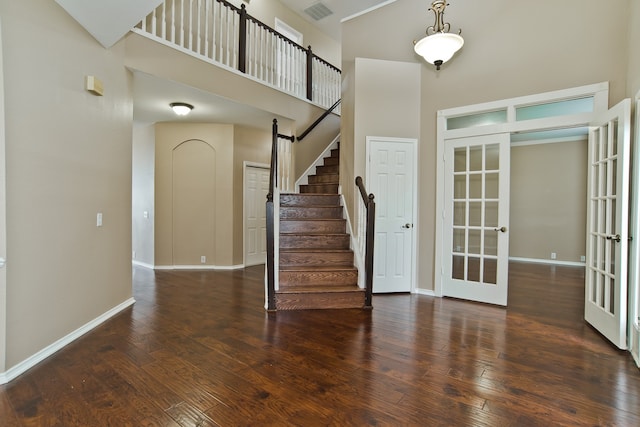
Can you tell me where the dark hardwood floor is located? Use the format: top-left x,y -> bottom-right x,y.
1,262 -> 639,426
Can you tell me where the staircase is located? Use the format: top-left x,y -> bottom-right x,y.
276,147 -> 365,310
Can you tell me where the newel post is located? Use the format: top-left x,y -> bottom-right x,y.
306,45 -> 313,101
238,4 -> 247,73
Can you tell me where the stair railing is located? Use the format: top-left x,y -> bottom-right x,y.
296,99 -> 341,142
266,119 -> 295,310
134,0 -> 341,111
355,176 -> 375,309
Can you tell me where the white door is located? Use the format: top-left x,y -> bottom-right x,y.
585,99 -> 631,349
442,133 -> 510,306
244,166 -> 270,266
368,138 -> 416,293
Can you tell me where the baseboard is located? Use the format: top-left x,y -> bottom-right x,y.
132,260 -> 154,269
414,288 -> 436,296
509,256 -> 586,267
631,323 -> 640,369
0,297 -> 135,385
154,264 -> 245,270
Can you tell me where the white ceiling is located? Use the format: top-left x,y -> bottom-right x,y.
278,0 -> 390,41
133,72 -> 290,130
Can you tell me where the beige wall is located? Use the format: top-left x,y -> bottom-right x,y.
1,0 -> 133,368
510,140 -> 588,262
132,123 -> 155,266
232,125 -> 272,264
343,0 -> 631,292
155,123 -> 234,267
628,0 -> 640,97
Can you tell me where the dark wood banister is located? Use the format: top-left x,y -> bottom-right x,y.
355,176 -> 375,309
221,0 -> 340,103
266,119 -> 295,311
296,99 -> 342,142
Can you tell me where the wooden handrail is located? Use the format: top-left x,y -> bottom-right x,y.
266,119 -> 295,311
355,176 -> 375,309
296,99 -> 342,142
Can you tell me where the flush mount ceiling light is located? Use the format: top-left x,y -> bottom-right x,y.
170,102 -> 194,116
413,0 -> 464,70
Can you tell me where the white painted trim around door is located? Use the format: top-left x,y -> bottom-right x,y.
366,136 -> 418,293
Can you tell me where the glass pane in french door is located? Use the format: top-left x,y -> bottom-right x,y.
451,143 -> 501,285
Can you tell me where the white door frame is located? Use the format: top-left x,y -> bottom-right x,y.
435,82 -> 609,297
0,19 -> 7,378
366,136 -> 418,293
630,91 -> 640,366
243,162 -> 270,267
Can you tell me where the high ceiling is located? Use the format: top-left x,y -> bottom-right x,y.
278,0 -> 390,41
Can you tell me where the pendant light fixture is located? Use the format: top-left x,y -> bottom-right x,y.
413,1 -> 464,70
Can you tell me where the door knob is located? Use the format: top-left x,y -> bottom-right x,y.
494,226 -> 507,233
402,223 -> 413,229
606,234 -> 621,242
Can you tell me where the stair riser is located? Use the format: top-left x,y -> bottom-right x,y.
323,157 -> 339,166
280,220 -> 345,234
330,148 -> 339,158
279,270 -> 358,287
280,194 -> 340,206
300,184 -> 339,194
316,165 -> 339,175
280,207 -> 342,219
280,252 -> 353,267
308,174 -> 339,184
280,235 -> 350,250
275,291 -> 364,310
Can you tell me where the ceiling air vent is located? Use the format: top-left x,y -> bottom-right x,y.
304,2 -> 333,21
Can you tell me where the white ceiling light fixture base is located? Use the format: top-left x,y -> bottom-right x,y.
170,102 -> 194,116
414,0 -> 464,70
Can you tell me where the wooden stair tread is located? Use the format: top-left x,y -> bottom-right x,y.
280,265 -> 357,272
277,285 -> 363,294
280,248 -> 352,253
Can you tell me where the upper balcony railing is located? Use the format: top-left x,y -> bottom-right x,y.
133,0 -> 341,112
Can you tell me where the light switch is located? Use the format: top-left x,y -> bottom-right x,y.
143,211 -> 148,219
97,212 -> 103,227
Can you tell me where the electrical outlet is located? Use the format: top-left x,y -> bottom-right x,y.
200,256 -> 206,264
551,252 -> 557,260
96,212 -> 103,227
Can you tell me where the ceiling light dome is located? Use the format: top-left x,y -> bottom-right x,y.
414,1 -> 464,70
170,102 -> 194,116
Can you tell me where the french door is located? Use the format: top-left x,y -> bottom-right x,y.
443,133 -> 510,306
585,99 -> 631,349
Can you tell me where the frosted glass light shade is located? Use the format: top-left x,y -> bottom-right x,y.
414,32 -> 464,66
170,102 -> 193,116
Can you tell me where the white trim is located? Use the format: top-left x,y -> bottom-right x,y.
154,264 -> 245,270
366,136 -> 418,293
0,298 -> 135,385
342,0 -> 397,23
510,134 -> 587,148
508,256 -> 586,267
414,288 -> 436,297
294,136 -> 340,191
630,91 -> 640,367
435,82 -> 610,300
275,18 -> 302,45
243,162 -> 270,267
132,260 -> 154,269
341,193 -> 365,289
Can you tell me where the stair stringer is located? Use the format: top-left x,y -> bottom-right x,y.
295,134 -> 340,192
340,191 -> 366,290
